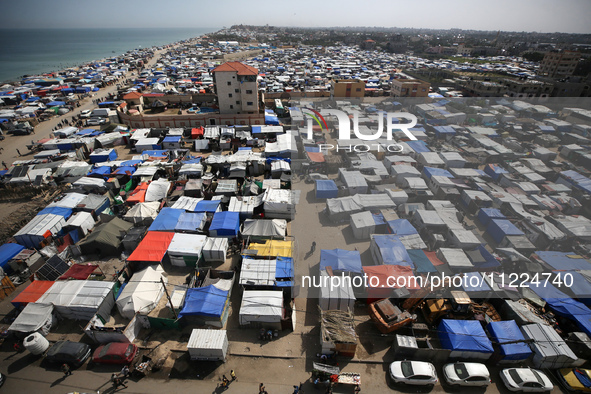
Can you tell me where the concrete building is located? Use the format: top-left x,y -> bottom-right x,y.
331,79 -> 366,98
391,78 -> 430,98
463,80 -> 508,97
503,79 -> 553,98
539,51 -> 581,78
212,62 -> 259,115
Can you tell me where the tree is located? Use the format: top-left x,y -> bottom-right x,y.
522,52 -> 545,62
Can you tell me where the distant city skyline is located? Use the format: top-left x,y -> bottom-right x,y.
3,0 -> 590,34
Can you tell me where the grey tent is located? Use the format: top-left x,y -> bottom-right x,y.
9,302 -> 54,336
78,217 -> 133,256
241,219 -> 287,240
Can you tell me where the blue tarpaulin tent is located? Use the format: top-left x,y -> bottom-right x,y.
461,272 -> 492,292
387,219 -> 418,236
178,285 -> 228,318
114,166 -> 136,175
484,164 -> 508,181
209,211 -> 240,237
37,206 -> 72,218
466,245 -> 501,269
275,256 -> 294,279
407,249 -> 437,273
405,140 -> 430,154
438,319 -> 493,357
88,166 -> 112,178
319,249 -> 363,273
46,101 -> 65,107
527,280 -> 591,317
372,236 -> 413,268
433,125 -> 456,138
423,167 -> 454,179
174,212 -> 206,232
0,243 -> 25,273
555,271 -> 591,302
477,208 -> 505,226
195,200 -> 221,213
486,219 -> 524,244
487,320 -> 532,361
535,251 -> 591,271
315,180 -> 338,199
148,208 -> 184,232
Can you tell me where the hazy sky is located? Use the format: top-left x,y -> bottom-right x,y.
2,0 -> 590,34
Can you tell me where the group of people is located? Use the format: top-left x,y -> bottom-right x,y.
111,365 -> 130,390
219,369 -> 237,389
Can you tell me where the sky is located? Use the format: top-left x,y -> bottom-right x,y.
2,0 -> 590,34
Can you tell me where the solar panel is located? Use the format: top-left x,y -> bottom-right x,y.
36,255 -> 70,281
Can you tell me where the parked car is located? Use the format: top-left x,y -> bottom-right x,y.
45,341 -> 91,368
86,117 -> 106,126
556,368 -> 591,392
0,371 -> 5,387
80,110 -> 91,118
92,342 -> 138,365
443,362 -> 491,387
389,360 -> 438,386
500,368 -> 553,392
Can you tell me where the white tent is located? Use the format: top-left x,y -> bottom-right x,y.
65,211 -> 95,236
14,213 -> 67,249
116,265 -> 167,319
350,211 -> 375,240
240,259 -> 276,286
319,270 -> 356,312
9,303 -> 54,335
202,237 -> 229,263
239,290 -> 283,328
167,234 -> 207,267
37,280 -> 115,321
123,201 -> 160,226
263,188 -> 297,219
171,196 -> 202,212
145,179 -> 171,202
241,219 -> 287,239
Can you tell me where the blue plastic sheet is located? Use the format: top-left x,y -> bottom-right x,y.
319,249 -> 363,273
178,285 -> 228,318
148,208 -> 184,232
487,320 -> 532,360
438,319 -> 493,353
372,235 -> 413,268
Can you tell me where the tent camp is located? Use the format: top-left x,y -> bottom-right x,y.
178,285 -> 230,327
241,219 -> 287,240
8,302 -> 54,336
78,217 -> 132,256
209,211 -> 240,238
123,201 -> 160,226
438,319 -> 493,360
239,290 -> 283,329
116,265 -> 167,319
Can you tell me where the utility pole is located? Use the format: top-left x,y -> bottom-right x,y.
160,277 -> 177,319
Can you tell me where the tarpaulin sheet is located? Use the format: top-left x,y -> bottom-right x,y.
88,166 -> 112,177
127,182 -> 149,204
175,212 -> 206,232
466,245 -> 501,269
127,231 -> 174,262
11,281 -> 55,308
307,152 -> 325,163
58,264 -> 98,280
363,264 -> 420,290
372,236 -> 413,268
535,251 -> 591,271
148,208 -> 184,231
246,240 -> 293,258
387,219 -> 418,236
487,219 -> 524,244
407,249 -> 437,273
275,256 -> 294,279
209,211 -> 240,237
320,249 -> 363,273
191,127 -> 204,138
461,272 -> 492,292
405,140 -> 430,153
0,243 -> 25,270
114,166 -> 136,175
487,320 -> 532,360
527,280 -> 591,317
178,285 -> 228,318
315,180 -> 338,199
195,200 -> 221,213
556,271 -> 591,299
37,206 -> 73,218
438,319 -> 493,353
423,167 -> 453,179
424,251 -> 445,266
477,208 -> 506,226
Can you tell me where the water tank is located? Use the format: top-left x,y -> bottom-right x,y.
24,332 -> 50,355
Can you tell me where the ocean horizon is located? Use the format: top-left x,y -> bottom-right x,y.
0,27 -> 219,83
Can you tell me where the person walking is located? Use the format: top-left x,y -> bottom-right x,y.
16,149 -> 22,156
2,161 -> 8,169
113,376 -> 127,390
230,369 -> 236,381
61,363 -> 72,376
310,241 -> 316,254
120,365 -> 130,379
259,382 -> 266,393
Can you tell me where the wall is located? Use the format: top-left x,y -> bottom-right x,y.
118,109 -> 265,128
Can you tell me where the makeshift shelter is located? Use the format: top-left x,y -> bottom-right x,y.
239,290 -> 283,329
370,235 -> 413,268
123,201 -> 160,226
318,269 -> 356,312
315,180 -> 338,199
240,256 -> 294,288
487,219 -> 524,244
521,323 -> 579,368
37,280 -> 116,321
11,281 -> 55,309
437,248 -> 474,272
127,231 -> 174,264
148,208 -> 184,232
363,264 -> 420,300
175,212 -> 207,233
195,200 -> 221,214
78,217 -> 132,257
116,265 -> 167,320
0,243 -> 25,274
187,329 -> 229,361
14,213 -> 67,249
535,251 -> 591,271
202,237 -> 229,263
350,211 -> 375,240
145,179 -> 171,202
466,245 -> 501,270
407,250 -> 437,273
64,212 -> 95,236
246,239 -> 293,258
438,319 -> 493,360
209,211 -> 240,238
320,249 -> 363,274
262,188 -> 297,219
477,208 -> 506,226
178,285 -> 229,327
58,264 -> 99,280
320,309 -> 357,357
167,233 -> 207,267
8,302 -> 54,336
241,219 -> 287,240
487,320 -> 532,363
126,182 -> 149,204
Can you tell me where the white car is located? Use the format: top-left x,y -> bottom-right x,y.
500,368 -> 553,392
80,110 -> 91,118
86,117 -> 106,126
389,361 -> 438,386
443,362 -> 491,387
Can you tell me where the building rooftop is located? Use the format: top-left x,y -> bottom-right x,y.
212,61 -> 258,76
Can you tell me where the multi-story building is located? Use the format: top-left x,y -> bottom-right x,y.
331,79 -> 366,98
391,78 -> 430,98
539,50 -> 580,78
462,80 -> 508,97
212,62 -> 259,114
503,79 -> 553,98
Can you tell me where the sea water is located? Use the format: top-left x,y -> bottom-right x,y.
0,27 -> 218,83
